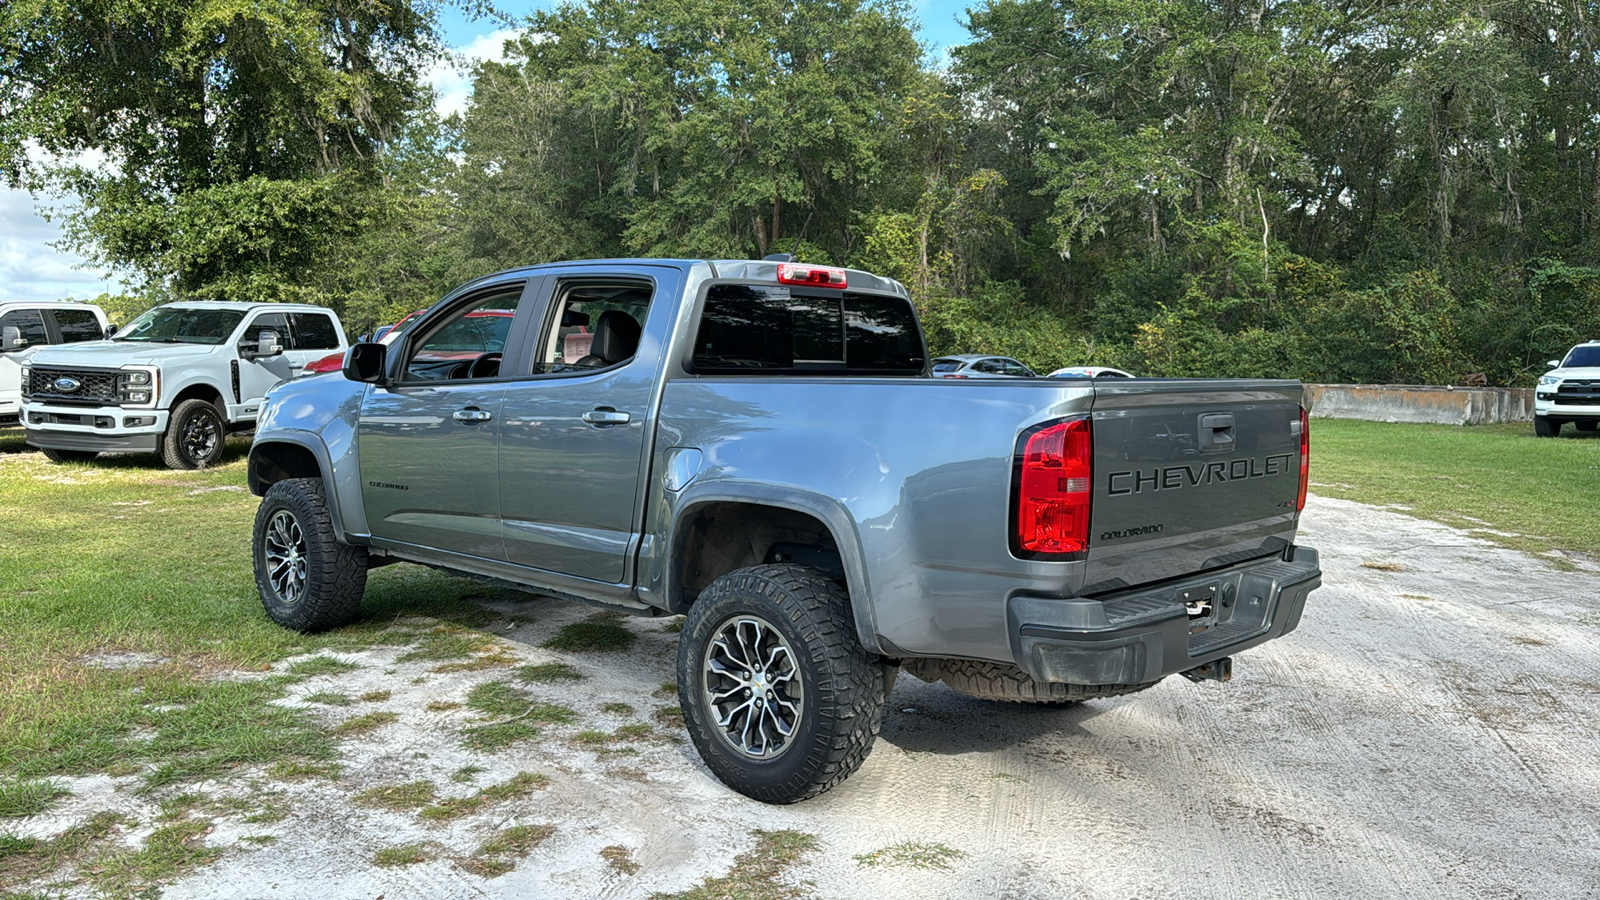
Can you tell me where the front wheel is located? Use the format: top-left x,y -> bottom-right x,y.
40,447 -> 98,463
677,564 -> 887,804
1534,416 -> 1561,438
161,398 -> 228,469
252,477 -> 368,632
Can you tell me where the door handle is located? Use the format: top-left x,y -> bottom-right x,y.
453,408 -> 493,423
582,408 -> 631,426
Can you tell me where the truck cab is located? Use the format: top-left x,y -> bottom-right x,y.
0,301 -> 111,427
22,301 -> 346,468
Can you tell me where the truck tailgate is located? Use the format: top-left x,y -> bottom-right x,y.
1083,379 -> 1305,594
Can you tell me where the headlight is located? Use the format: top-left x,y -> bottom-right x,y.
19,366 -> 29,398
1538,374 -> 1560,386
117,366 -> 159,408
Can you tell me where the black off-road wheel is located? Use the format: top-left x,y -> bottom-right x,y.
677,564 -> 888,804
1575,420 -> 1597,433
161,398 -> 228,469
40,447 -> 98,463
253,477 -> 368,633
1534,416 -> 1561,437
904,658 -> 1162,705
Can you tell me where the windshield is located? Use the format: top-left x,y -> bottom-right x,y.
1563,345 -> 1600,368
116,307 -> 245,345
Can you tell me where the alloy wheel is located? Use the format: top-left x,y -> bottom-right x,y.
701,615 -> 804,759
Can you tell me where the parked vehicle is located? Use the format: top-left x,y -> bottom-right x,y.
22,302 -> 346,468
1047,365 -> 1134,379
303,310 -> 428,375
0,301 -> 112,426
1534,341 -> 1600,437
247,258 -> 1320,803
931,354 -> 1036,378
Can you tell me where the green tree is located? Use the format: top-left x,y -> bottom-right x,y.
0,0 -> 457,312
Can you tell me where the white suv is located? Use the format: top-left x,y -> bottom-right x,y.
22,301 -> 346,468
1534,341 -> 1600,437
1,301 -> 112,426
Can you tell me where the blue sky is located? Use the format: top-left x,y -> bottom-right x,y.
0,1 -> 979,302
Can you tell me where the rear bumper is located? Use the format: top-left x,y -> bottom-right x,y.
1008,547 -> 1321,685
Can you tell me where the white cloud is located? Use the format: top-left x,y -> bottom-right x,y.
0,187 -> 117,301
426,28 -> 524,118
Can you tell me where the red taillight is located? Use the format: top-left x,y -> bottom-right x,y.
1015,417 -> 1093,555
1297,407 -> 1310,512
777,262 -> 847,288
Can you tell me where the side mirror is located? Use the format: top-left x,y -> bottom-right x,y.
1548,359 -> 1562,369
0,325 -> 24,351
343,342 -> 388,384
106,324 -> 119,337
255,329 -> 283,358
357,332 -> 373,344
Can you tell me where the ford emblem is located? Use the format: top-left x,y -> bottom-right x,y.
53,376 -> 82,393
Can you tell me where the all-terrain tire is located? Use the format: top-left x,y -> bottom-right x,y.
40,447 -> 98,463
904,658 -> 1162,705
677,564 -> 887,804
161,398 -> 228,469
1575,420 -> 1597,433
253,477 -> 368,633
1534,416 -> 1561,437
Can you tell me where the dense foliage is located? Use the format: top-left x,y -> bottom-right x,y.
5,0 -> 1599,384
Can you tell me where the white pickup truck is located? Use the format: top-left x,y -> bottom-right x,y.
1,301 -> 112,427
22,301 -> 347,468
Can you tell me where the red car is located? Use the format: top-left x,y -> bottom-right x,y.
301,309 -> 428,374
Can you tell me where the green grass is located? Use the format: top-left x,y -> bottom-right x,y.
373,842 -> 437,867
0,779 -> 69,818
655,830 -> 818,900
1309,419 -> 1600,556
462,823 -> 555,877
304,691 -> 353,706
853,840 -> 966,870
331,711 -> 398,736
286,655 -> 359,677
514,662 -> 585,683
354,780 -> 437,811
86,818 -> 223,896
417,772 -> 548,822
541,619 -> 637,652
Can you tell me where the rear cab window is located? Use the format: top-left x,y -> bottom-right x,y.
691,284 -> 925,375
48,309 -> 106,343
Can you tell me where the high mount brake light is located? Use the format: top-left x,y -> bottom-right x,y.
776,263 -> 847,288
1014,417 -> 1092,556
1297,407 -> 1310,512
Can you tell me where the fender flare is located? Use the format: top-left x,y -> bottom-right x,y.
668,482 -> 884,656
248,431 -> 356,544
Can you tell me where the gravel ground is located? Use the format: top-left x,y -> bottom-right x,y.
17,494 -> 1600,899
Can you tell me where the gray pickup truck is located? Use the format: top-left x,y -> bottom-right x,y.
247,258 -> 1321,803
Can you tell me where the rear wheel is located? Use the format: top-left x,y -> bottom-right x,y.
40,447 -> 98,463
161,398 -> 227,469
253,477 -> 367,632
903,658 -> 1161,705
677,564 -> 887,804
1534,416 -> 1561,438
1575,420 -> 1597,433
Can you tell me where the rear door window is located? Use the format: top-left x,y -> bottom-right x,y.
48,309 -> 105,343
692,286 -> 925,375
288,313 -> 340,350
